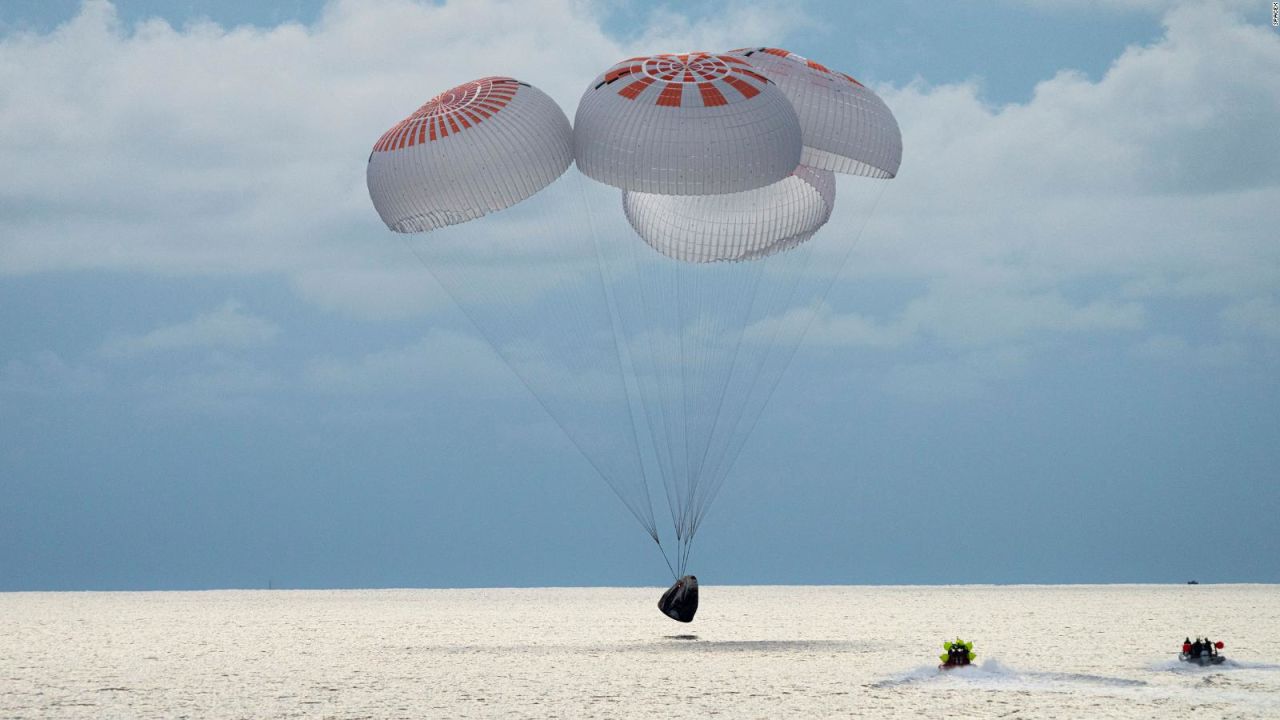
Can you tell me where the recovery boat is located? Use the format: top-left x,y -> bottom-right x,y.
1179,639 -> 1225,665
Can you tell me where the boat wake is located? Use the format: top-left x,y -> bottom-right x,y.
1228,660 -> 1280,671
872,659 -> 1017,688
873,659 -> 1145,690
1152,657 -> 1280,673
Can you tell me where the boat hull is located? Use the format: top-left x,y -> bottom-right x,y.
1179,653 -> 1225,666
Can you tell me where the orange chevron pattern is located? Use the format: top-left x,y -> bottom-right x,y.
732,47 -> 865,87
602,52 -> 773,107
372,77 -> 520,153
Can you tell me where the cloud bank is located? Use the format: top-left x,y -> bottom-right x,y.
0,0 -> 1276,400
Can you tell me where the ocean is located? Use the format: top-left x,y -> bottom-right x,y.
2,584 -> 1277,718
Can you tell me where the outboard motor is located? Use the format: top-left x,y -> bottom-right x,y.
658,575 -> 699,622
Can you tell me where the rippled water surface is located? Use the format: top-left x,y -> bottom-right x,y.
2,585 -> 1277,718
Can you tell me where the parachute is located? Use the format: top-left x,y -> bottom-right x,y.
367,77 -> 573,232
728,48 -> 902,178
365,49 -> 901,605
622,165 -> 836,263
573,52 -> 801,195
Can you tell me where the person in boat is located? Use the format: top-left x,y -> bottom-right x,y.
946,639 -> 971,666
1190,637 -> 1202,658
1183,637 -> 1192,655
1204,636 -> 1215,657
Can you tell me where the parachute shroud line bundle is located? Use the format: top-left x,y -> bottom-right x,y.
366,47 -> 902,595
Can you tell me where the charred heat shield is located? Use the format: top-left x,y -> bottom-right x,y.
658,575 -> 699,622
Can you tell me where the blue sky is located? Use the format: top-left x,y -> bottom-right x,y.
1,0 -> 1277,591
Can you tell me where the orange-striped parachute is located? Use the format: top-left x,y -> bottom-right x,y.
366,52 -> 900,592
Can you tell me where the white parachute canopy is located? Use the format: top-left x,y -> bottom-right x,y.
728,47 -> 902,179
365,53 -> 900,580
574,52 -> 802,195
569,49 -> 896,575
367,76 -> 573,233
365,77 -> 670,543
623,165 -> 836,263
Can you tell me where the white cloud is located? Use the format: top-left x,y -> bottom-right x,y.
1130,333 -> 1249,369
133,356 -> 281,415
303,329 -> 511,395
1012,0 -> 1187,13
0,351 -> 104,395
0,0 -> 1276,394
746,303 -> 909,350
303,325 -> 636,407
99,300 -> 279,357
1010,0 -> 1261,18
1221,296 -> 1280,341
789,288 -> 1145,351
905,285 -> 1146,347
883,346 -> 1031,403
789,1 -> 1279,386
0,0 -> 806,282
709,1 -> 1278,399
290,265 -> 445,321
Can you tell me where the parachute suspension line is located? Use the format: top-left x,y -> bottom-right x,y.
691,256 -> 767,486
679,261 -> 727,551
675,257 -> 691,543
648,253 -> 692,567
686,274 -> 725,567
676,264 -> 690,539
688,245 -> 807,543
589,186 -> 707,572
688,183 -> 890,540
368,65 -> 902,588
574,171 -> 662,546
363,68 -> 908,590
618,196 -> 688,554
656,535 -> 677,581
682,252 -> 769,553
659,258 -> 685,545
686,247 -> 810,542
621,227 -> 683,551
679,523 -> 698,578
681,262 -> 711,550
602,183 -> 685,557
397,219 -> 661,543
687,268 -> 714,546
